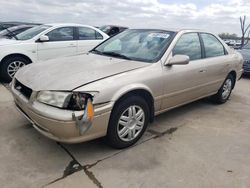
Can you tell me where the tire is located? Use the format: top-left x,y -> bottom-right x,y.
106,96 -> 150,149
211,74 -> 235,104
0,56 -> 29,82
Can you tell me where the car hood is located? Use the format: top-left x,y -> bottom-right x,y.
15,53 -> 150,91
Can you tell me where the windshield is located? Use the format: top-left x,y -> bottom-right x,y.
92,29 -> 175,62
0,26 -> 21,36
0,29 -> 10,35
16,25 -> 51,40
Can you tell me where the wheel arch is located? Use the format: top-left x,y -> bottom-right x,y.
111,86 -> 155,123
228,70 -> 237,89
1,53 -> 32,65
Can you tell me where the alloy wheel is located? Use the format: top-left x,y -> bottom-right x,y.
117,105 -> 145,142
7,61 -> 25,78
222,78 -> 232,100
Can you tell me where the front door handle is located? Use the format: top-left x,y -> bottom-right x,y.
68,43 -> 76,47
199,69 -> 207,73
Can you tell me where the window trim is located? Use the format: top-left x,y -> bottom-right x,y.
172,32 -> 203,61
198,32 -> 228,59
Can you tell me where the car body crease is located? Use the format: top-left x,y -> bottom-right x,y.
72,66 -> 148,91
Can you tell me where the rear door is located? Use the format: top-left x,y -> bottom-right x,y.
37,27 -> 77,61
199,33 -> 232,92
76,27 -> 105,53
161,32 -> 208,110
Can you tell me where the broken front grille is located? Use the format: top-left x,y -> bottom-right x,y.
14,79 -> 33,99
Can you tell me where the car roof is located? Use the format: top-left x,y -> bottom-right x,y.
101,25 -> 128,28
129,28 -> 210,33
45,23 -> 96,28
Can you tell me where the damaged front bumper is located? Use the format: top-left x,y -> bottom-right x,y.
11,85 -> 112,144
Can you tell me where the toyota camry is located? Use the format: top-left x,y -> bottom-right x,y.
11,29 -> 243,148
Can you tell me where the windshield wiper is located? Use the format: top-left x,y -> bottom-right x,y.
0,24 -> 18,40
90,49 -> 132,60
101,51 -> 132,60
90,49 -> 103,55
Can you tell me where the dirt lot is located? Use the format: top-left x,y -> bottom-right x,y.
0,77 -> 250,188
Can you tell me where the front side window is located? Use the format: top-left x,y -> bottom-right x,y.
92,29 -> 175,62
47,27 -> 74,41
78,27 -> 102,40
172,33 -> 201,61
201,33 -> 225,58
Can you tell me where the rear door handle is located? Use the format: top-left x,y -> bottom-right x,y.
199,69 -> 207,73
68,43 -> 76,47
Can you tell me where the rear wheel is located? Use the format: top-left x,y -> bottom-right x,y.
211,74 -> 235,104
106,96 -> 149,149
0,56 -> 29,82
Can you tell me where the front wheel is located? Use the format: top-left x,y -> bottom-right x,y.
0,56 -> 28,82
106,96 -> 150,149
211,74 -> 235,104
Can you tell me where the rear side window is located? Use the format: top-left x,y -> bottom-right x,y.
96,31 -> 103,39
201,33 -> 225,58
172,33 -> 201,61
47,27 -> 74,41
78,27 -> 103,40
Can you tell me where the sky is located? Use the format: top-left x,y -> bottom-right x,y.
0,0 -> 250,35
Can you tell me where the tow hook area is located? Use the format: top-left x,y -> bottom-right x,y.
72,99 -> 94,135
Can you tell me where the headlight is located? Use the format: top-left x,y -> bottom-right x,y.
37,91 -> 92,111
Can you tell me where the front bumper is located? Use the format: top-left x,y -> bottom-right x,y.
11,83 -> 112,144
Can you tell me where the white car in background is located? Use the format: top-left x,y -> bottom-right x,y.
0,23 -> 109,82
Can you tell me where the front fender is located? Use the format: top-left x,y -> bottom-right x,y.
110,83 -> 154,102
0,43 -> 37,63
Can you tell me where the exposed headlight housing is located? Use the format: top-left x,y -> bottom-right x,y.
37,91 -> 92,111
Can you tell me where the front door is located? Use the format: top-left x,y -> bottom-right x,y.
161,32 -> 208,110
37,27 -> 77,61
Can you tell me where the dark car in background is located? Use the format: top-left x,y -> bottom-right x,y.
99,25 -> 128,36
0,22 -> 40,32
224,39 -> 241,49
0,25 -> 36,39
0,22 -> 18,31
238,43 -> 250,75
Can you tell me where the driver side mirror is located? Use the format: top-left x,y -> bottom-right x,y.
39,35 -> 49,42
167,55 -> 190,66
